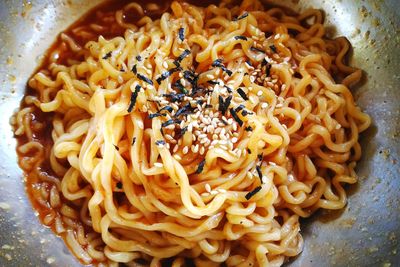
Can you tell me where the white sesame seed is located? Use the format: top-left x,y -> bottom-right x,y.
262,176 -> 267,183
200,138 -> 208,144
219,145 -> 228,150
282,124 -> 287,129
261,103 -> 269,109
165,134 -> 173,140
174,154 -> 182,160
246,172 -> 253,179
276,103 -> 283,108
188,123 -> 193,132
210,190 -> 218,195
236,149 -> 242,158
269,161 -> 276,166
193,144 -> 199,153
228,142 -> 233,151
154,162 -> 163,168
173,145 -> 179,153
257,91 -> 263,96
288,174 -> 295,181
250,76 -> 255,83
163,61 -> 168,68
232,123 -> 237,131
219,140 -> 228,145
198,133 -> 207,139
335,124 -> 341,129
206,74 -> 214,79
137,121 -> 144,129
205,183 -> 211,192
182,146 -> 189,154
201,192 -> 210,197
200,146 -> 205,155
232,137 -> 238,143
218,188 -> 227,193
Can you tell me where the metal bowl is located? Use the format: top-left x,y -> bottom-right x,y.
0,0 -> 399,266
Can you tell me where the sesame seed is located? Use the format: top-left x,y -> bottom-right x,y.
154,162 -> 163,168
282,124 -> 287,129
193,144 -> 199,153
262,176 -> 267,183
218,188 -> 227,193
173,145 -> 179,153
219,140 -> 228,145
205,183 -> 211,192
200,138 -> 208,144
219,145 -> 228,150
198,133 -> 207,139
174,154 -> 182,160
276,103 -> 283,108
182,146 -> 189,154
206,74 -> 214,79
257,91 -> 263,96
250,76 -> 255,83
269,161 -> 276,166
201,192 -> 210,197
231,137 -> 238,143
200,146 -> 205,155
210,190 -> 218,195
246,172 -> 253,179
335,124 -> 341,129
232,123 -> 237,131
228,142 -> 233,151
261,103 -> 269,109
165,134 -> 174,140
236,149 -> 242,158
163,61 -> 168,68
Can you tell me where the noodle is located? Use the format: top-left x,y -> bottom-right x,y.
12,0 -> 371,266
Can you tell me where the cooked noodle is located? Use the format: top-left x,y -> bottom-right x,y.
12,0 -> 371,266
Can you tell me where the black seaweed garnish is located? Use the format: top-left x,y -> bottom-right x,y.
245,186 -> 262,200
196,160 -> 206,174
230,108 -> 243,126
127,85 -> 141,112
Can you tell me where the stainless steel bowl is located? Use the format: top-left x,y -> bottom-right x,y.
0,0 -> 399,266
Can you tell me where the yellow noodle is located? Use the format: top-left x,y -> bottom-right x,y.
12,0 -> 371,266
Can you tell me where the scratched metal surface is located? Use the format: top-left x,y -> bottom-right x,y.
0,0 -> 398,266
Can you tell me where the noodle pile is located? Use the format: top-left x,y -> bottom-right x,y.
12,0 -> 371,266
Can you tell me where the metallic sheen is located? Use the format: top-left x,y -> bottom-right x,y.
0,0 -> 399,266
